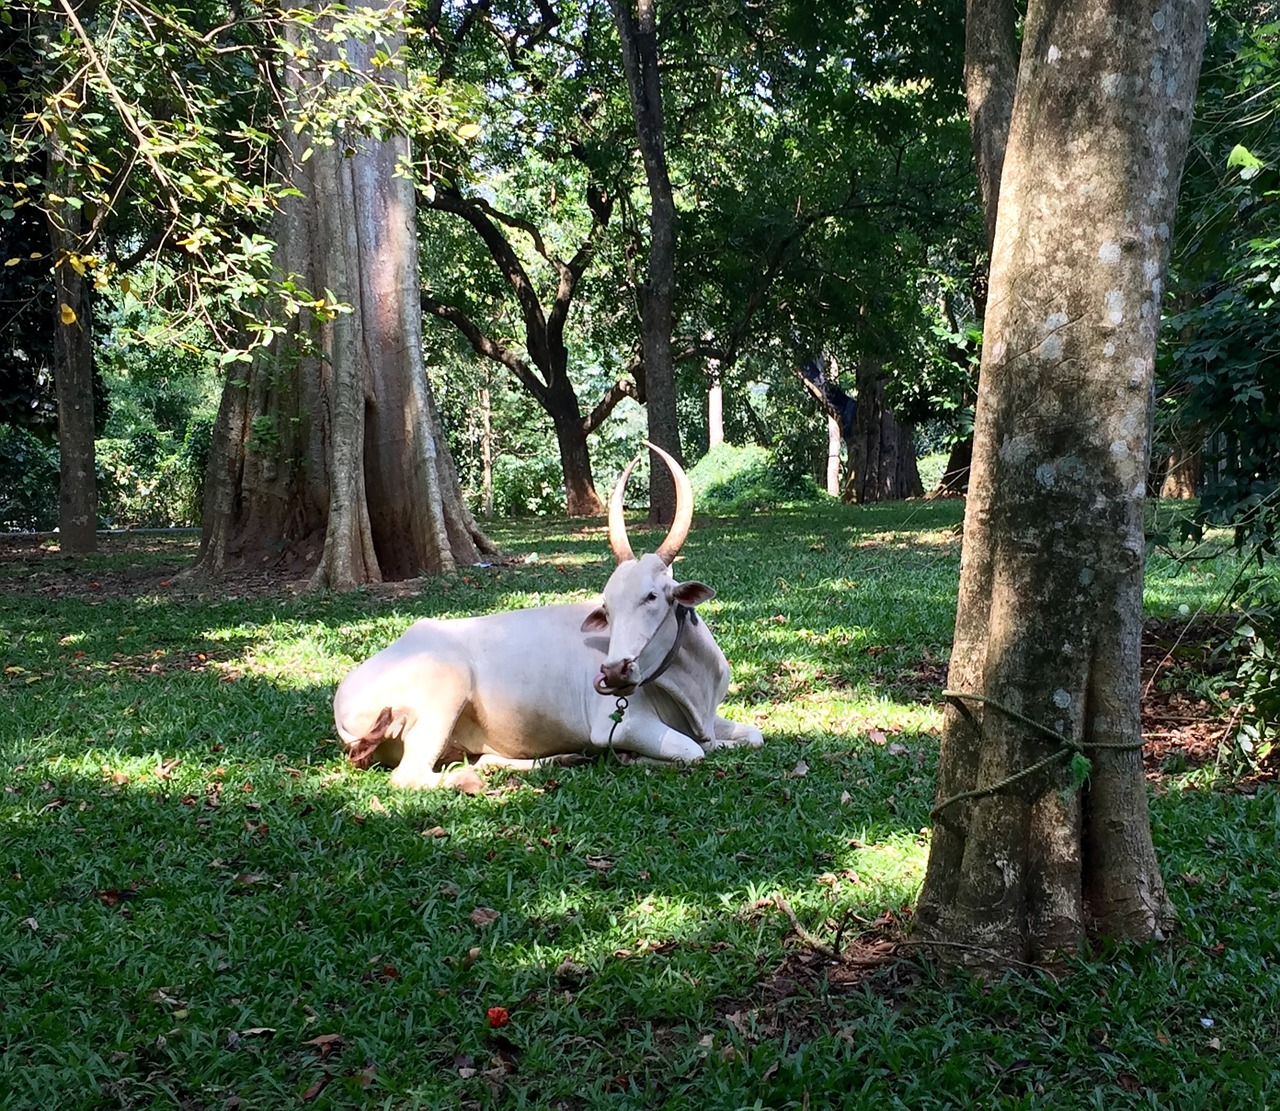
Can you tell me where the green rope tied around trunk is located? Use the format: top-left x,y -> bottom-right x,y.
931,689 -> 1146,821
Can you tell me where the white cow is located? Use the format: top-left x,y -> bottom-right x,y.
333,443 -> 763,787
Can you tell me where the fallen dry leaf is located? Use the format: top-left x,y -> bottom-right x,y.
153,757 -> 181,780
787,759 -> 809,779
470,906 -> 500,927
422,826 -> 450,838
868,730 -> 888,745
302,1034 -> 343,1058
301,1075 -> 331,1101
584,855 -> 615,872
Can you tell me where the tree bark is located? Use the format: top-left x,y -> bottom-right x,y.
610,0 -> 680,524
48,145 -> 97,553
916,0 -> 1208,969
195,0 -> 492,586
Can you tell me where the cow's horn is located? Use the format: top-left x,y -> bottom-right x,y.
647,440 -> 693,567
607,452 -> 642,564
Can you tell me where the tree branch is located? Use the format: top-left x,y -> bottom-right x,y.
427,189 -> 551,367
583,377 -> 640,436
421,294 -> 548,404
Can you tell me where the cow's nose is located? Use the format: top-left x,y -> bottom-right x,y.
597,658 -> 636,693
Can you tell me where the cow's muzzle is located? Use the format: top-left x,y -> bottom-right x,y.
595,659 -> 637,696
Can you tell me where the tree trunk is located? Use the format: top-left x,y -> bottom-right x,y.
844,361 -> 923,503
610,0 -> 680,524
936,437 -> 973,496
916,0 -> 1208,969
480,383 -> 494,518
1160,448 -> 1201,499
708,363 -> 724,449
826,414 -> 842,496
49,151 -> 97,553
554,411 -> 606,517
195,0 -> 492,586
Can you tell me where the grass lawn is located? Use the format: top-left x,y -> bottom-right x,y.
2,499 -> 1277,1109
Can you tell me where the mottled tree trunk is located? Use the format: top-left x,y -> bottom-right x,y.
916,0 -> 1208,968
610,0 -> 680,524
48,151 -> 97,553
195,0 -> 492,587
844,361 -> 923,503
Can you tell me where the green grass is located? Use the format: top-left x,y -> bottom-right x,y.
2,501 -> 1278,1109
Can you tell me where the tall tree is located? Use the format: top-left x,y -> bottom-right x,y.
416,0 -> 644,516
915,0 -> 1209,967
609,0 -> 680,523
420,184 -> 622,517
196,0 -> 493,586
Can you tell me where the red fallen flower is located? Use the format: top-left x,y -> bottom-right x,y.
486,1006 -> 510,1029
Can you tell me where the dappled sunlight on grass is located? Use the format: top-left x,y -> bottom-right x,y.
5,498 -> 1280,1106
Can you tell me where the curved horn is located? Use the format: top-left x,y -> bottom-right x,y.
647,440 -> 693,566
607,452 -> 642,564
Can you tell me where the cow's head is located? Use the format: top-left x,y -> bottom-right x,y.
581,442 -> 714,696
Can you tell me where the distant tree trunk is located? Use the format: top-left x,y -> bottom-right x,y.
1156,420 -> 1203,499
708,363 -> 724,448
195,0 -> 492,587
1160,449 -> 1201,499
479,382 -> 494,517
844,361 -> 923,503
48,149 -> 96,553
915,0 -> 1207,969
826,414 -> 842,496
610,0 -> 680,524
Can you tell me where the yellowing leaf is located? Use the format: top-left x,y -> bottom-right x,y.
4,258 -> 20,267
119,277 -> 131,295
67,254 -> 86,276
60,303 -> 77,325
456,123 -> 482,140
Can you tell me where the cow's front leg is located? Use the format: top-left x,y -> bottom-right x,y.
703,715 -> 765,751
608,716 -> 705,765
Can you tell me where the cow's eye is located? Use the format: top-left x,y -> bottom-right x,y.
645,591 -> 658,603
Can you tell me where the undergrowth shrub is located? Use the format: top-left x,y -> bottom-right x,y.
491,452 -> 566,516
1213,588 -> 1280,775
0,425 -> 59,531
688,442 -> 826,513
96,419 -> 210,529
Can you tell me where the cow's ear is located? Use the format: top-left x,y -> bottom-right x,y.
672,580 -> 715,607
581,607 -> 608,632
